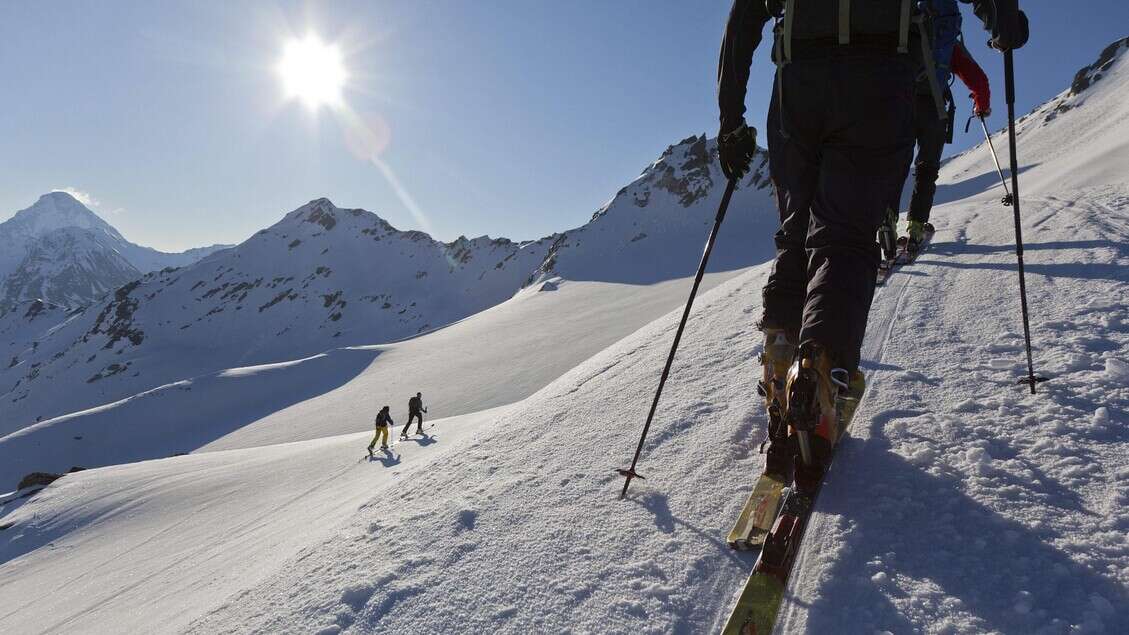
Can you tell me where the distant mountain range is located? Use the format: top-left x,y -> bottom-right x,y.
0,192 -> 230,312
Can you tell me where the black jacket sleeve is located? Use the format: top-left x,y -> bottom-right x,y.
718,0 -> 772,133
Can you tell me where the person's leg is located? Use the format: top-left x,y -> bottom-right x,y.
379,426 -> 389,448
908,93 -> 946,225
368,430 -> 379,452
762,70 -> 824,341
757,64 -> 827,477
800,54 -> 916,373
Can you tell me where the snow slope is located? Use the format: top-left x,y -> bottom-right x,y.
0,271 -> 749,489
0,407 -> 509,634
1,37 -> 1127,635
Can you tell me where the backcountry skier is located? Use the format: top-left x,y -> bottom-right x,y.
368,405 -> 394,456
401,392 -> 427,439
717,0 -> 1028,491
883,1 -> 992,257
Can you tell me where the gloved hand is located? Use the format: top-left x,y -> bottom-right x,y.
969,92 -> 990,118
718,120 -> 757,182
990,9 -> 1029,51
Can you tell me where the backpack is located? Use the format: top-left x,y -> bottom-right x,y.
767,0 -> 916,56
918,0 -> 962,90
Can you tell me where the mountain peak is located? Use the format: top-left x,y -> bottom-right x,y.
4,191 -> 119,240
1070,36 -> 1129,96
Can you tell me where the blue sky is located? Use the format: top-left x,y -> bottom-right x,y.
2,1 -> 1126,251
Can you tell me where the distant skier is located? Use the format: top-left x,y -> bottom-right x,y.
882,1 -> 992,257
368,405 -> 394,456
401,392 -> 427,439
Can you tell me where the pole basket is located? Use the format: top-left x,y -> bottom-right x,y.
615,468 -> 645,480
1017,375 -> 1049,393
616,467 -> 645,499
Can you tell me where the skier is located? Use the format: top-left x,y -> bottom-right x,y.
717,0 -> 1027,490
368,405 -> 394,457
401,392 -> 427,439
883,1 -> 992,257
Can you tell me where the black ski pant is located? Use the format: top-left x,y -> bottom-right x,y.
907,92 -> 948,224
761,53 -> 916,371
403,411 -> 423,435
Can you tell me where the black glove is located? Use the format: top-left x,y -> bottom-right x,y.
990,9 -> 1029,51
718,120 -> 757,182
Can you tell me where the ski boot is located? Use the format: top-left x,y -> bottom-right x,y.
757,326 -> 796,480
904,219 -> 934,258
783,343 -> 844,494
877,207 -> 900,263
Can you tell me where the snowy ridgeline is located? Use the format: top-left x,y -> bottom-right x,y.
0,36 -> 1128,635
0,135 -> 778,430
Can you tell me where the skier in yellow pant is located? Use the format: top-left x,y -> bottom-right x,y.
367,405 -> 394,457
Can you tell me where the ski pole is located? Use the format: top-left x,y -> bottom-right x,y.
1003,50 -> 1047,394
977,115 -> 1013,206
617,178 -> 736,498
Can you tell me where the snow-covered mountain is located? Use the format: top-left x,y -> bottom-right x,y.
0,138 -> 777,430
526,134 -> 775,285
0,192 -> 229,311
4,37 -> 1127,635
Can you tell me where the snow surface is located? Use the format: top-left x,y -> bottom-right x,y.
0,271 -> 747,488
2,37 -> 1128,635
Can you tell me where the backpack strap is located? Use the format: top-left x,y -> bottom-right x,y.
914,13 -> 949,121
839,0 -> 851,45
898,0 -> 912,53
781,0 -> 795,64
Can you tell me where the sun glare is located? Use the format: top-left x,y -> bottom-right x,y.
277,34 -> 347,110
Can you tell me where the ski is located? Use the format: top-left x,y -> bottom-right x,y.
722,378 -> 866,634
876,225 -> 934,285
899,226 -> 935,265
875,257 -> 899,286
726,472 -> 787,550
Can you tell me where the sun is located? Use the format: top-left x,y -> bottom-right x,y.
277,34 -> 347,110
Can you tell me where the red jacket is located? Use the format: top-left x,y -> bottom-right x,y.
951,42 -> 990,115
